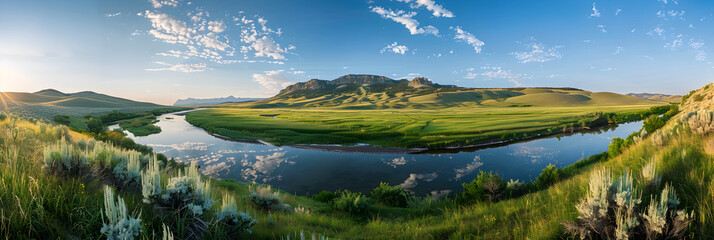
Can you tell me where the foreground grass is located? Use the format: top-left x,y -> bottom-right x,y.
187,104 -> 661,148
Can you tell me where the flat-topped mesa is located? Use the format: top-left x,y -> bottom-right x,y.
408,77 -> 435,88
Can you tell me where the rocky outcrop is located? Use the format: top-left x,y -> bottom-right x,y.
278,74 -> 398,95
408,77 -> 434,88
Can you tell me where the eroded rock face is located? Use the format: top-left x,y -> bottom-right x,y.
278,74 -> 397,95
408,77 -> 434,88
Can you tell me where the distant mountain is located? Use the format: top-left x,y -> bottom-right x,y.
0,89 -> 163,108
173,96 -> 266,106
223,74 -> 659,109
627,93 -> 682,103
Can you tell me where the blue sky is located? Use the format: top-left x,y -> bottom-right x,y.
1,0 -> 713,104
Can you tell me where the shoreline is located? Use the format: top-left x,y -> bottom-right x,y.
200,121 -> 635,154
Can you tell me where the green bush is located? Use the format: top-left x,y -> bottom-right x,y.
461,171 -> 507,202
313,190 -> 337,203
0,112 -> 6,121
535,164 -> 560,189
54,114 -> 71,125
332,191 -> 372,215
87,118 -> 104,134
643,115 -> 666,133
370,182 -> 411,208
608,137 -> 625,158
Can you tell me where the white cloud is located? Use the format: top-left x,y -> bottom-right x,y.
511,38 -> 562,63
665,35 -> 683,50
252,70 -> 296,96
381,42 -> 409,54
451,26 -> 484,53
597,25 -> 607,33
105,12 -> 122,17
149,0 -> 179,8
145,62 -> 208,72
465,66 -> 526,86
207,21 -> 226,33
144,11 -> 196,44
399,172 -> 438,189
689,39 -> 707,61
590,3 -> 600,17
396,0 -> 454,18
615,9 -> 622,16
370,6 -> 439,36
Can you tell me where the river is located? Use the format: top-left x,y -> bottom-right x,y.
109,110 -> 642,198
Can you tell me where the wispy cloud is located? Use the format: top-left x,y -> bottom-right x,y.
451,26 -> 484,53
252,70 -> 296,96
589,3 -> 600,17
145,62 -> 209,72
396,0 -> 454,18
149,0 -> 179,8
105,12 -> 122,17
465,66 -> 527,86
511,38 -> 562,63
380,42 -> 409,54
370,6 -> 439,36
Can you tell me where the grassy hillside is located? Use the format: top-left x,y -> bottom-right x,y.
234,86 -> 661,109
1,83 -> 713,239
0,90 -> 166,121
628,93 -> 683,103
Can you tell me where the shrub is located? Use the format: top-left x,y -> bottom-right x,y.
608,137 -> 625,158
248,186 -> 291,212
332,190 -> 372,215
461,171 -> 506,202
101,186 -> 142,240
563,169 -> 694,240
644,115 -> 666,134
370,182 -> 411,208
651,130 -> 670,147
87,118 -> 105,134
0,112 -> 6,121
313,190 -> 337,203
216,193 -> 257,237
42,137 -> 92,177
684,110 -> 714,135
642,184 -> 694,239
535,164 -> 560,189
142,156 -> 162,204
113,151 -> 142,190
54,114 -> 71,125
641,159 -> 661,188
505,179 -> 527,198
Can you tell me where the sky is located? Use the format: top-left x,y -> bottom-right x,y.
1,0 -> 713,105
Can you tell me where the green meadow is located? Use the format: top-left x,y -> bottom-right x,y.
186,104 -> 664,148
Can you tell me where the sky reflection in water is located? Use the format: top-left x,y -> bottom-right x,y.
114,112 -> 642,198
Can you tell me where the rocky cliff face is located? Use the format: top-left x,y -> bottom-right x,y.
408,77 -> 434,88
278,74 -> 398,95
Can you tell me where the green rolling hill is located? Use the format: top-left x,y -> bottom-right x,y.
225,74 -> 663,109
0,89 -> 167,121
0,89 -> 162,108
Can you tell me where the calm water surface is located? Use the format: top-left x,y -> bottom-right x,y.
111,110 -> 642,197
